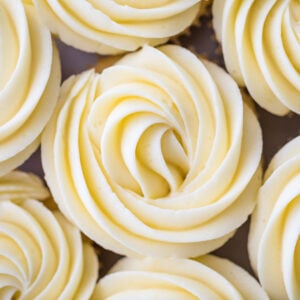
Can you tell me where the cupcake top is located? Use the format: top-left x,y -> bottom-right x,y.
0,171 -> 98,299
249,136 -> 300,300
213,0 -> 300,115
0,0 -> 61,176
42,45 -> 262,258
92,255 -> 269,299
33,0 -> 202,54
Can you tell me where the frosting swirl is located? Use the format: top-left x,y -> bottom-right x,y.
249,136 -> 300,300
92,255 -> 269,299
0,0 -> 61,176
213,0 -> 300,115
33,0 -> 201,54
42,45 -> 262,257
0,171 -> 98,299
0,170 -> 49,202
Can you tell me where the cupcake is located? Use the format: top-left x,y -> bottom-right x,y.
0,0 -> 61,176
33,0 -> 202,54
213,0 -> 300,115
42,45 -> 262,258
249,136 -> 300,300
92,255 -> 268,299
0,171 -> 98,299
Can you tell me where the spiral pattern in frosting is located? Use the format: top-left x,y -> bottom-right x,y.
42,45 -> 262,258
249,136 -> 300,300
213,0 -> 300,115
0,0 -> 61,176
33,0 -> 201,54
92,255 -> 268,299
0,171 -> 98,299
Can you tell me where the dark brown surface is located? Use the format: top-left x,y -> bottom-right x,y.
20,4 -> 300,278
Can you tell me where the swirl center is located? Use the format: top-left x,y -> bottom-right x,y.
100,110 -> 189,199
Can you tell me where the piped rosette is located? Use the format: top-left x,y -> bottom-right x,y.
92,255 -> 269,299
33,0 -> 202,54
249,136 -> 300,300
0,0 -> 61,176
213,0 -> 300,115
0,171 -> 98,299
42,45 -> 262,258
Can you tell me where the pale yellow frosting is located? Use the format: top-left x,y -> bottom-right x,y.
0,170 -> 49,202
42,45 -> 262,258
33,0 -> 201,54
92,255 -> 269,299
0,171 -> 98,299
249,136 -> 300,300
0,0 -> 61,176
213,0 -> 300,115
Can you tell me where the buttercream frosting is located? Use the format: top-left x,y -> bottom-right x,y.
92,255 -> 269,299
213,0 -> 300,115
42,45 -> 262,258
249,136 -> 300,300
0,0 -> 61,176
0,171 -> 98,299
33,0 -> 202,54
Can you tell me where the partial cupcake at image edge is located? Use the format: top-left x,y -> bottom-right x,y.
0,170 -> 99,299
249,136 -> 300,300
92,255 -> 269,299
41,44 -> 263,258
212,0 -> 300,116
0,0 -> 61,176
32,0 -> 208,55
